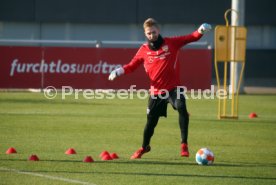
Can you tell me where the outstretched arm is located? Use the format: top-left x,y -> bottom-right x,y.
108,49 -> 144,81
172,23 -> 212,49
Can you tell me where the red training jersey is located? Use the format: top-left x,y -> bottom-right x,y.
123,30 -> 203,95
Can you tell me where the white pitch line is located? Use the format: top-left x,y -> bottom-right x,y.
0,167 -> 97,185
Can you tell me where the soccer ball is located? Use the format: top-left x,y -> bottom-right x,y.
195,148 -> 214,165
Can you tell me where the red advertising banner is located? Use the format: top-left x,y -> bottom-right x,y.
0,46 -> 212,90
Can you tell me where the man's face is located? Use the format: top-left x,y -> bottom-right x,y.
144,26 -> 160,42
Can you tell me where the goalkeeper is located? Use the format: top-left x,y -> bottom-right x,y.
109,18 -> 211,159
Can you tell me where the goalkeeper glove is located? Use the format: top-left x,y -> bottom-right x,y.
108,67 -> 124,81
198,23 -> 212,34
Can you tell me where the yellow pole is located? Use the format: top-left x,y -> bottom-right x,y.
214,57 -> 221,119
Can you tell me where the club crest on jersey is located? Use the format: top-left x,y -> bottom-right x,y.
162,45 -> 169,52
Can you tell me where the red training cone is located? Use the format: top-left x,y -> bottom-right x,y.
65,148 -> 77,155
110,153 -> 119,159
6,147 -> 17,154
83,156 -> 94,163
249,112 -> 258,118
101,154 -> 113,161
99,151 -> 110,158
28,154 -> 39,161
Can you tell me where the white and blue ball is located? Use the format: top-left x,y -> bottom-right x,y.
195,148 -> 214,165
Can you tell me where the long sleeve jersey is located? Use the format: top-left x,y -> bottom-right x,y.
123,30 -> 203,95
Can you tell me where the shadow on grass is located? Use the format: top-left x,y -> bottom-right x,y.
1,158 -> 276,181
1,158 -> 276,168
2,168 -> 275,181
0,98 -> 106,106
65,171 -> 276,181
191,117 -> 276,124
0,158 -> 82,163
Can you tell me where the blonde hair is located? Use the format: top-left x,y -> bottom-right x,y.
143,18 -> 159,30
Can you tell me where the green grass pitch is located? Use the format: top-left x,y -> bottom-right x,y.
0,92 -> 275,185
